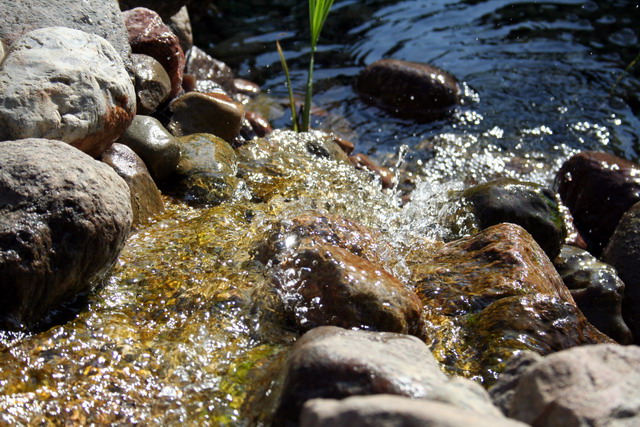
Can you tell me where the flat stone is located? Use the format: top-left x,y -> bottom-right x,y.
0,27 -> 135,158
100,143 -> 164,229
0,139 -> 132,330
118,115 -> 181,183
131,53 -> 171,115
123,7 -> 185,99
301,395 -> 527,427
168,92 -> 244,143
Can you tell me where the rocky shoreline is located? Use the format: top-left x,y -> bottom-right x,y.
2,0 -> 640,425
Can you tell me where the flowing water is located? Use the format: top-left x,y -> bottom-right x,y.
1,0 -> 639,425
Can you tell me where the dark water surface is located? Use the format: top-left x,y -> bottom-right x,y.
198,0 -> 640,185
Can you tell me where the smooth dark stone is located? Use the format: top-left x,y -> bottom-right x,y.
489,352 -> 543,415
131,53 -> 171,115
185,46 -> 236,95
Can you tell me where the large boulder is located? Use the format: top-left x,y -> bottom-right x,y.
411,223 -> 611,385
554,245 -> 631,344
123,7 -> 185,99
301,395 -> 527,427
555,151 -> 640,255
0,0 -> 131,67
273,326 -> 502,426
602,201 -> 640,344
0,27 -> 136,158
0,139 -> 132,330
508,344 -> 640,426
354,58 -> 461,122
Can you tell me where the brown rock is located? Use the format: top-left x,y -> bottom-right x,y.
233,78 -> 260,96
185,46 -> 235,95
332,135 -> 355,155
131,53 -> 171,115
349,153 -> 394,189
123,7 -> 185,99
555,151 -> 640,255
245,111 -> 272,138
100,143 -> 164,229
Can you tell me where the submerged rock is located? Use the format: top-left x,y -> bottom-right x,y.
100,143 -> 164,229
446,178 -> 566,259
118,115 -> 181,183
0,0 -> 131,67
123,7 -> 185,99
410,223 -> 610,384
131,53 -> 171,115
168,92 -> 244,143
0,27 -> 136,158
602,201 -> 640,344
349,153 -> 394,189
0,139 -> 132,330
273,326 -> 502,426
171,133 -> 238,206
354,58 -> 461,122
508,344 -> 640,426
554,245 -> 631,344
301,395 -> 527,427
555,151 -> 640,255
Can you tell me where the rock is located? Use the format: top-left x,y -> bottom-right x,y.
168,92 -> 244,143
118,0 -> 191,20
0,27 -> 136,158
603,201 -> 640,344
349,153 -> 394,189
354,58 -> 461,122
411,223 -> 611,385
123,7 -> 185,99
244,111 -> 272,138
0,42 -> 5,63
273,326 -> 502,426
0,139 -> 132,330
555,151 -> 640,255
554,245 -> 631,344
100,143 -> 164,229
167,6 -> 193,53
301,395 -> 528,427
508,344 -> 640,426
171,133 -> 238,206
489,351 -> 544,415
0,0 -> 131,68
131,53 -> 171,115
332,135 -> 355,155
233,78 -> 260,97
118,115 -> 181,183
185,46 -> 236,95
447,178 -> 566,259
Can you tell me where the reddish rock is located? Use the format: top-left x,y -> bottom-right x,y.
349,153 -> 394,189
332,135 -> 355,155
233,78 -> 261,96
185,46 -> 235,95
555,151 -> 640,255
123,7 -> 185,98
245,111 -> 272,138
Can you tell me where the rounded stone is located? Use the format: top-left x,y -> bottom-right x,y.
0,139 -> 132,330
0,27 -> 136,158
131,53 -> 171,115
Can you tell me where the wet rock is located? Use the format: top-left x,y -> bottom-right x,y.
0,0 -> 131,68
447,178 -> 566,259
354,58 -> 461,122
233,78 -> 261,97
244,111 -> 273,138
554,245 -> 631,344
602,201 -> 640,344
167,6 -> 193,53
118,0 -> 191,20
411,223 -> 611,385
489,351 -> 543,415
555,151 -> 640,255
273,326 -> 502,426
171,133 -> 238,206
168,92 -> 244,143
508,344 -> 640,426
332,135 -> 355,155
0,139 -> 132,330
118,115 -> 180,183
349,153 -> 394,189
0,42 -> 5,63
0,27 -> 135,158
131,53 -> 171,115
185,46 -> 236,95
123,7 -> 185,99
100,143 -> 164,229
301,395 -> 527,427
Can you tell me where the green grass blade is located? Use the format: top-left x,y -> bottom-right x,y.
276,40 -> 299,132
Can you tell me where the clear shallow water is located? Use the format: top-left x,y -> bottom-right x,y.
200,0 -> 640,186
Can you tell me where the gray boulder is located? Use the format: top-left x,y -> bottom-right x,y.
0,139 -> 132,330
273,326 -> 502,426
301,395 -> 527,427
509,344 -> 640,426
0,27 -> 136,158
0,0 -> 131,67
